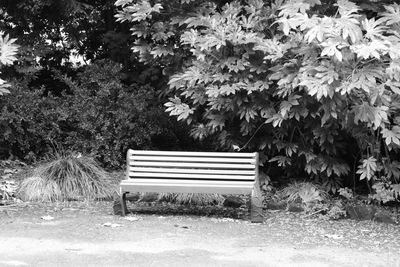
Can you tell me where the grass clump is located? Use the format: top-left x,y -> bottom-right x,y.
18,176 -> 61,202
18,153 -> 115,202
159,193 -> 224,206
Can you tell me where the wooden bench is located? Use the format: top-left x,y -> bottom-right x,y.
118,150 -> 263,222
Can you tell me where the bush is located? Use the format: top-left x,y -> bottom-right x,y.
66,60 -> 203,168
0,84 -> 68,162
118,0 -> 400,200
280,181 -> 329,208
17,152 -> 115,201
0,60 -> 197,168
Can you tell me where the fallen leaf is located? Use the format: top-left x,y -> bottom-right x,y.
41,215 -> 54,221
125,216 -> 141,222
65,248 -> 82,252
211,218 -> 237,223
174,224 -> 189,229
0,260 -> 29,266
324,234 -> 343,240
102,222 -> 122,228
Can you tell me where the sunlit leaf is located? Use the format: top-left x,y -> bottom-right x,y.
382,126 -> 400,146
362,18 -> 388,40
356,157 -> 377,181
382,4 -> 400,25
0,34 -> 18,66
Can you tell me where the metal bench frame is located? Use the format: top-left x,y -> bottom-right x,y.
119,150 -> 263,222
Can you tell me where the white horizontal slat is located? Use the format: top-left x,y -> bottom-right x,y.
130,167 -> 255,175
129,149 -> 256,158
120,184 -> 253,194
121,179 -> 254,187
123,150 -> 258,195
128,161 -> 256,169
130,156 -> 255,163
128,172 -> 254,180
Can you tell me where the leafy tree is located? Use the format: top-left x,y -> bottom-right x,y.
117,0 -> 400,199
0,0 -> 138,97
1,0 -> 130,64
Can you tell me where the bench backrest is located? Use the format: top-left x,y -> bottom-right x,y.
126,150 -> 258,189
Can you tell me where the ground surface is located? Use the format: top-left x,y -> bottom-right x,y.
0,202 -> 400,267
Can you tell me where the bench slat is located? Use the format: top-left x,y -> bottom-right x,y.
128,161 -> 256,169
120,183 -> 253,194
129,150 -> 256,157
130,167 -> 255,175
121,178 -> 253,186
130,155 -> 255,163
128,172 -> 254,180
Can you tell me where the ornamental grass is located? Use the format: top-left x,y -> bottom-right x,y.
18,153 -> 115,202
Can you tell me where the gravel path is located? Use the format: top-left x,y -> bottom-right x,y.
0,202 -> 399,267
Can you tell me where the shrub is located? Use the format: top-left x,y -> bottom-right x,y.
370,182 -> 400,204
280,181 -> 329,208
17,152 -> 115,201
326,202 -> 347,220
118,0 -> 400,200
0,60 -> 197,168
0,84 -> 68,162
64,60 -> 186,168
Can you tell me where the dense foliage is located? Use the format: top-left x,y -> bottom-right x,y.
117,0 -> 400,202
0,60 -> 194,168
1,0 -> 400,204
63,60 -> 194,168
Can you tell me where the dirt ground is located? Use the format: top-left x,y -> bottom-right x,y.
0,201 -> 400,267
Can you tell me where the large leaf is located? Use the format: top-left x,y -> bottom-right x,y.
0,34 -> 18,66
382,126 -> 400,146
304,18 -> 331,43
352,103 -> 388,129
0,78 -> 11,95
115,0 -> 162,22
382,4 -> 400,25
356,156 -> 377,181
335,0 -> 360,17
351,40 -> 388,60
164,97 -> 194,122
361,18 -> 388,40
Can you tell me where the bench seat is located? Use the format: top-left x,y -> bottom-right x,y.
118,150 -> 263,222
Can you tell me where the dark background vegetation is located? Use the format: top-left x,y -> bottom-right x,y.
0,0 -> 399,206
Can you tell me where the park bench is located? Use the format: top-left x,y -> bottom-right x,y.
118,149 -> 263,222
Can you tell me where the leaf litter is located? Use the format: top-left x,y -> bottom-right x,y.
261,211 -> 400,253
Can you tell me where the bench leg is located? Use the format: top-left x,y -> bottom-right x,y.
121,192 -> 128,216
250,181 -> 264,223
